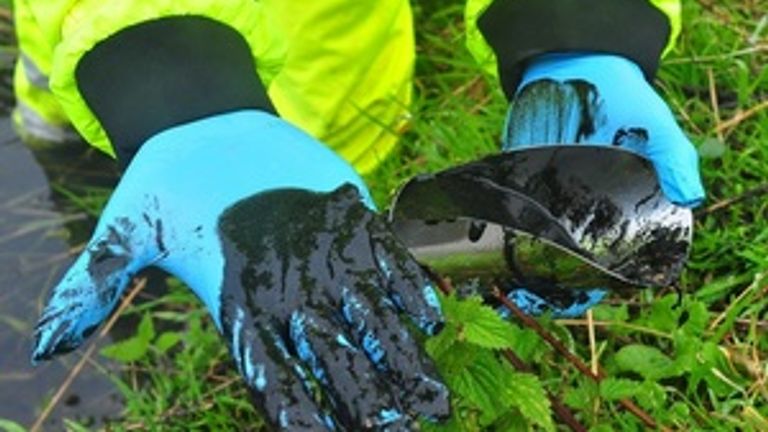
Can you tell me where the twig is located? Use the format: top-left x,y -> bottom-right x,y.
694,182 -> 768,216
707,68 -> 725,143
663,45 -> 768,65
586,310 -> 598,375
585,310 -> 601,424
555,319 -> 674,340
748,14 -> 768,45
492,286 -> 666,430
708,273 -> 764,332
30,278 -> 148,432
715,98 -> 768,135
491,287 -> 595,378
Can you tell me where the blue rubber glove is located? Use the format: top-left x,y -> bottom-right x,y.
32,110 -> 448,429
500,53 -> 705,317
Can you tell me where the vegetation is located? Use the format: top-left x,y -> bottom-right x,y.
7,0 -> 767,430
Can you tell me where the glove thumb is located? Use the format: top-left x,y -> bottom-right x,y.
32,215 -> 157,363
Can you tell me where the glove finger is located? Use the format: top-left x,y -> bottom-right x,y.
340,284 -> 450,422
224,305 -> 339,430
370,225 -> 444,336
505,78 -> 705,208
289,309 -> 414,430
503,79 -> 591,150
32,219 -> 145,363
641,122 -> 705,208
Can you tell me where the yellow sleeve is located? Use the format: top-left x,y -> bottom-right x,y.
264,0 -> 414,174
465,0 -> 682,79
16,0 -> 414,175
12,0 -> 74,143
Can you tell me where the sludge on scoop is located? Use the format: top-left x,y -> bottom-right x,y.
388,145 -> 693,291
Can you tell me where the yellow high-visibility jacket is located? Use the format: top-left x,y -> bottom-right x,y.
13,0 -> 680,174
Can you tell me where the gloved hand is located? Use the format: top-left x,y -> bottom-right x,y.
32,110 -> 449,429
499,53 -> 705,317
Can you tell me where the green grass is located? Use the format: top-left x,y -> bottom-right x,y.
20,0 -> 768,430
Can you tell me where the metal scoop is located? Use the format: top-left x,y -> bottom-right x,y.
388,145 -> 693,291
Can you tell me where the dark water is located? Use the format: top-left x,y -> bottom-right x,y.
0,117 -> 127,429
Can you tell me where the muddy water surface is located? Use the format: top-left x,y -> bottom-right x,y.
0,118 -> 127,429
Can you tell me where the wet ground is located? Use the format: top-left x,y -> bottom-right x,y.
0,117 -> 126,429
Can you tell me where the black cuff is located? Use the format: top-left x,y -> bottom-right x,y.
478,0 -> 671,99
76,16 -> 275,167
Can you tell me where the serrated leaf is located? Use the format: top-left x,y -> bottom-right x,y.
614,344 -> 681,380
421,415 -> 466,432
100,313 -> 155,363
634,380 -> 667,411
635,294 -> 679,333
672,333 -> 701,376
563,379 -> 598,411
434,339 -> 481,376
426,322 -> 458,360
442,295 -> 517,349
504,372 -> 554,432
443,347 -> 510,426
490,407 -> 527,432
687,341 -> 734,396
599,377 -> 641,401
679,301 -> 709,335
507,327 -> 544,363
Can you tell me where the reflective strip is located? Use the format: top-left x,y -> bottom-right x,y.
15,101 -> 79,142
20,52 -> 50,89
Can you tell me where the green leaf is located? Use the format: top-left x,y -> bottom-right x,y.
505,372 -> 554,432
507,327 -> 544,363
137,311 -> 156,340
442,295 -> 517,349
679,301 -> 709,335
100,313 -> 156,363
421,415 -> 466,432
155,331 -> 183,354
686,341 -> 735,397
489,407 -> 527,432
635,294 -> 680,333
63,419 -> 91,432
444,348 -> 506,424
0,419 -> 26,432
563,379 -> 598,411
694,273 -> 753,305
433,338 -> 480,376
592,303 -> 629,322
599,377 -> 641,401
614,344 -> 681,381
698,137 -> 727,159
634,381 -> 667,411
426,322 -> 458,360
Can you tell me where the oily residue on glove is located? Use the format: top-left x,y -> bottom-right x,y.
217,184 -> 448,430
33,217 -> 136,361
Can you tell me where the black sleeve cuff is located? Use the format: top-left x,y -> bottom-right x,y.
76,16 -> 276,167
477,0 -> 671,99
